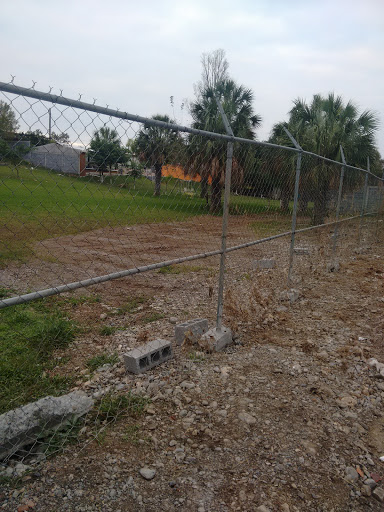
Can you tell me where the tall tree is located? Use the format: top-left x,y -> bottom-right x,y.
51,132 -> 70,145
0,101 -> 19,136
189,50 -> 261,212
88,127 -> 127,175
270,93 -> 379,223
135,114 -> 181,196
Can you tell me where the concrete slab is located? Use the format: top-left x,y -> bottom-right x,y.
200,326 -> 233,352
175,318 -> 209,345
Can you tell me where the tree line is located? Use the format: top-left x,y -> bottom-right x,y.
0,50 -> 382,224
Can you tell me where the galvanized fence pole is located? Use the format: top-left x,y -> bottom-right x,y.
358,158 -> 369,246
216,141 -> 234,331
376,168 -> 384,242
283,128 -> 302,286
215,95 -> 234,332
331,146 -> 346,261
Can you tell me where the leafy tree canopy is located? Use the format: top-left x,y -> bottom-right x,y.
88,127 -> 127,174
0,101 -> 19,135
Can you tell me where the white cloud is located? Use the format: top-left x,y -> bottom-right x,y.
1,0 -> 383,154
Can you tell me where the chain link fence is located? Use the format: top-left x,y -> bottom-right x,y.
0,80 -> 383,468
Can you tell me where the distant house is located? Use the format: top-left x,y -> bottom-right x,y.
24,142 -> 86,176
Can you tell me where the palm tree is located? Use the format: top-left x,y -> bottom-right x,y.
135,114 -> 181,196
189,79 -> 261,212
270,93 -> 379,223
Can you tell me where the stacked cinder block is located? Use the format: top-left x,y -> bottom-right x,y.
124,339 -> 173,374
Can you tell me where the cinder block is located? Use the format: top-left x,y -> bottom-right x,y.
294,247 -> 310,255
124,339 -> 173,374
253,259 -> 276,270
175,318 -> 209,345
200,326 -> 233,352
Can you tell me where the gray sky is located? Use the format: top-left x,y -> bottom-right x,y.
1,0 -> 383,155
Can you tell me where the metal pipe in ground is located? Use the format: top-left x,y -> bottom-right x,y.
331,146 -> 346,260
287,151 -> 302,285
358,158 -> 369,246
216,141 -> 233,332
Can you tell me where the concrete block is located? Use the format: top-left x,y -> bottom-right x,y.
175,318 -> 209,345
124,339 -> 173,374
253,259 -> 276,270
294,247 -> 310,255
200,326 -> 233,352
0,392 -> 93,460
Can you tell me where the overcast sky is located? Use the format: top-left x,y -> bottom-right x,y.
1,0 -> 383,155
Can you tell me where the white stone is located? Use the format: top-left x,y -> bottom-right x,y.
238,412 -> 256,425
139,467 -> 156,480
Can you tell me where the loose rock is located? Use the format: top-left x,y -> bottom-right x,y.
139,467 -> 156,480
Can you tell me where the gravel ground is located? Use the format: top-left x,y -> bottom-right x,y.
1,218 -> 384,511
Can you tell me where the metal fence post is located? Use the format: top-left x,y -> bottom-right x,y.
216,141 -> 234,331
375,168 -> 384,242
214,95 -> 234,332
358,158 -> 369,246
331,145 -> 346,261
283,128 -> 302,286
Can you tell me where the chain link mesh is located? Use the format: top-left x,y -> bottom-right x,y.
0,81 -> 383,474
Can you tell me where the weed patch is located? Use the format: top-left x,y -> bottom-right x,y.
123,424 -> 152,445
86,352 -> 119,372
158,264 -> 205,274
97,392 -> 150,421
99,325 -> 118,336
141,312 -> 165,324
0,300 -> 76,413
116,296 -> 148,315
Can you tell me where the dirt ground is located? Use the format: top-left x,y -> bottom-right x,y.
1,216 -> 384,512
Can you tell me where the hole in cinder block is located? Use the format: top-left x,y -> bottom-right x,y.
139,356 -> 149,369
151,351 -> 160,363
161,346 -> 171,358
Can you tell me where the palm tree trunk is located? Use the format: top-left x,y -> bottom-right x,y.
200,177 -> 208,201
210,175 -> 222,213
154,162 -> 162,196
280,186 -> 290,213
313,165 -> 329,225
299,189 -> 309,215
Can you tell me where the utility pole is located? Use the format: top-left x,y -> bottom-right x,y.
48,108 -> 52,139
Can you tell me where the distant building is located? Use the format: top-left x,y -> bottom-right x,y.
24,142 -> 86,176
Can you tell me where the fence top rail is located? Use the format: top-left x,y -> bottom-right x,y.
0,81 -> 381,181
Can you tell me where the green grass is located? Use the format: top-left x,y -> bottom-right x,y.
97,392 -> 150,421
158,264 -> 206,274
86,352 -> 119,372
141,312 -> 165,324
62,294 -> 101,307
116,296 -> 148,314
99,325 -> 118,336
0,165 -> 208,265
0,164 -> 295,266
188,350 -> 206,362
230,195 -> 282,215
0,293 -> 77,413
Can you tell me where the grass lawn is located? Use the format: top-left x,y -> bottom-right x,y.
0,288 -> 77,414
0,164 -> 293,265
